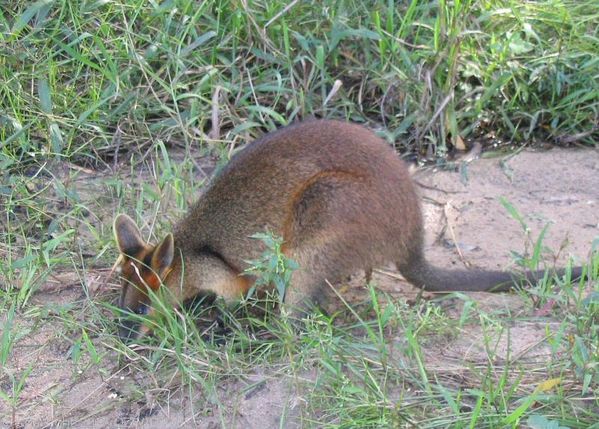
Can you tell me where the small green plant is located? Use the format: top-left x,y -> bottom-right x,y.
500,196 -> 551,272
561,252 -> 599,395
243,232 -> 299,303
0,364 -> 34,429
0,303 -> 34,429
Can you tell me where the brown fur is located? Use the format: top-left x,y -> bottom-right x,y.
114,120 -> 584,339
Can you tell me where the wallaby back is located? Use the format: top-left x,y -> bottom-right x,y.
114,119 -> 584,340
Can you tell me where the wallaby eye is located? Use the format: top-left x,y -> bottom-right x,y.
135,304 -> 148,315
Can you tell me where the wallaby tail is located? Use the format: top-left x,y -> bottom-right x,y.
399,258 -> 585,293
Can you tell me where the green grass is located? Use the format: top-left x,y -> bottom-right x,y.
1,0 -> 598,427
1,0 -> 598,170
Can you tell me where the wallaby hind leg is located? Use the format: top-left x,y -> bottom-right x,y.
282,175 -> 393,318
283,241 -> 355,320
282,266 -> 328,319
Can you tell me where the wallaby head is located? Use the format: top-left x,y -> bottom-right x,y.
113,214 -> 176,340
113,213 -> 250,341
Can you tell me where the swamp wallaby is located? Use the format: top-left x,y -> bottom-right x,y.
114,120 -> 584,339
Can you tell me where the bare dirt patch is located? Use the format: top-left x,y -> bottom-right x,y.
2,147 -> 598,428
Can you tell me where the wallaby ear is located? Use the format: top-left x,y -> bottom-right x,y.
114,214 -> 146,257
151,233 -> 174,277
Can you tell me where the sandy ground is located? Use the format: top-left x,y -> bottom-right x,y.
1,146 -> 598,428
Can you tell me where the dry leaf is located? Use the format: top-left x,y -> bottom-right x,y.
455,135 -> 466,151
534,378 -> 561,393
